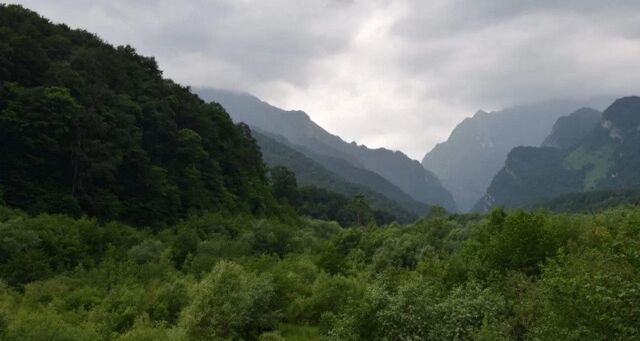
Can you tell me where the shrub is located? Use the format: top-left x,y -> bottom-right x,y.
179,261 -> 278,340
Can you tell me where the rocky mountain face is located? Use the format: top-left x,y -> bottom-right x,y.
475,97 -> 640,211
197,88 -> 457,212
421,100 -> 607,212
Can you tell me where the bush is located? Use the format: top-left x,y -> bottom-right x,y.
179,261 -> 278,340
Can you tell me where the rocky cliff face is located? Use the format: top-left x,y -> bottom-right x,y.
422,101 -> 594,211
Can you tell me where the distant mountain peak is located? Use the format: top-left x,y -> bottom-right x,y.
602,96 -> 640,135
422,100 -> 596,211
473,110 -> 490,118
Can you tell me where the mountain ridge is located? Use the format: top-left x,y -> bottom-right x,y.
197,88 -> 457,212
422,99 -> 609,211
475,96 -> 640,211
252,129 -> 425,222
541,107 -> 601,149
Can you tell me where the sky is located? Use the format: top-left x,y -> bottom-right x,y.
11,0 -> 640,160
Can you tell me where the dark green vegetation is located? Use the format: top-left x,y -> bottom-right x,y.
0,4 -> 277,227
254,130 -> 425,222
533,189 -> 640,213
477,97 -> 640,211
422,101 -> 605,211
269,165 -> 400,227
196,88 -> 457,212
3,204 -> 640,340
541,107 -> 601,149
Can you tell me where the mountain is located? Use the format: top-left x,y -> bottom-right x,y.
475,96 -> 640,211
252,130 -> 424,222
422,100 -> 608,212
196,88 -> 457,212
0,5 -> 276,226
279,137 -> 429,216
541,108 -> 601,149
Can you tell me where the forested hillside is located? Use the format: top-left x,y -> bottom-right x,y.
532,189 -> 640,212
253,130 -> 424,222
541,108 -> 601,149
0,5 -> 276,226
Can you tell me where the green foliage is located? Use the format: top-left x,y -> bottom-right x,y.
1,205 -> 640,339
533,189 -> 640,213
179,261 -> 277,340
272,168 -> 402,227
0,4 -> 276,226
270,166 -> 301,207
3,308 -> 100,341
529,238 -> 640,339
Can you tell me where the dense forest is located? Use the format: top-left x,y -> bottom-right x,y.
2,204 -> 640,340
2,4 -> 640,341
0,4 -> 277,227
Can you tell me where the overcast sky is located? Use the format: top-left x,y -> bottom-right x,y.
12,0 -> 640,159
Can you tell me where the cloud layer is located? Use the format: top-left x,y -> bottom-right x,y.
12,0 -> 640,159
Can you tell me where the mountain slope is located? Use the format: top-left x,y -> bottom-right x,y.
422,100 -> 607,212
475,96 -> 640,211
541,108 -> 601,149
252,130 -> 423,222
0,4 -> 275,226
196,88 -> 457,212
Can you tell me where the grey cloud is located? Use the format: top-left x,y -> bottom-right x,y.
391,1 -> 640,109
10,0 -> 640,159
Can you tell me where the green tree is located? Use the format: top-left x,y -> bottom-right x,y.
338,194 -> 374,227
270,166 -> 300,207
180,261 -> 278,340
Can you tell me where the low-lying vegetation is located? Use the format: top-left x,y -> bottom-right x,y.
1,204 -> 639,340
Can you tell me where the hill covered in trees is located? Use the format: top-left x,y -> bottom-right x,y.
0,4 -> 277,227
253,130 -> 425,222
541,107 -> 601,149
531,189 -> 640,213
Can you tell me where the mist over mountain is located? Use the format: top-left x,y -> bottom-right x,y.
197,88 -> 457,212
476,96 -> 640,211
421,100 -> 609,212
